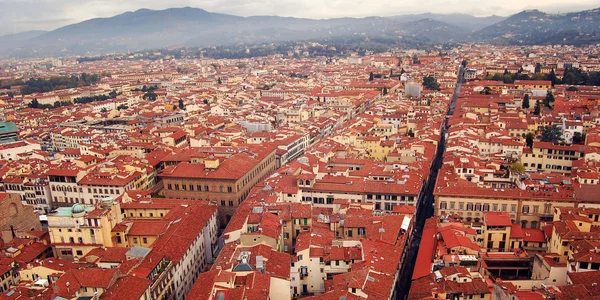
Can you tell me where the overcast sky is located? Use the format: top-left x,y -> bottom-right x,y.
1,0 -> 599,35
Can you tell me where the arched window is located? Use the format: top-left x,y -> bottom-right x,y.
305,180 -> 310,186
531,221 -> 538,229
521,220 -> 528,228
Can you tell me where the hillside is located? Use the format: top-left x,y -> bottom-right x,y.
388,13 -> 505,31
473,8 -> 600,45
0,7 -> 472,57
3,7 -> 600,57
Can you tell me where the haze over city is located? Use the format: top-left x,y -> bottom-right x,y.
2,0 -> 600,34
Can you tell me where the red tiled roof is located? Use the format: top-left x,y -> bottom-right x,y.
484,212 -> 512,227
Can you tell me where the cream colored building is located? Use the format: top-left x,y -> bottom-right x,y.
47,198 -> 122,261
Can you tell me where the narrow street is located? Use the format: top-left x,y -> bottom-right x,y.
395,65 -> 464,299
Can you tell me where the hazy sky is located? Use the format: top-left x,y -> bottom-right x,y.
1,0 -> 599,35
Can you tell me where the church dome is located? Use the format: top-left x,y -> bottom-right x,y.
71,203 -> 85,214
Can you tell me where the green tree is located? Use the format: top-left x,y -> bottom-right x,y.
117,104 -> 129,110
28,98 -> 39,108
563,72 -> 576,85
143,92 -> 157,101
382,87 -> 388,95
217,77 -> 222,85
100,107 -> 108,113
525,132 -> 535,149
108,90 -> 118,98
412,54 -> 419,64
369,72 -> 374,81
423,76 -> 440,91
178,99 -> 185,110
534,100 -> 541,115
567,86 -> 579,92
522,94 -> 530,109
510,163 -> 525,174
54,101 -> 61,108
481,86 -> 492,95
572,132 -> 585,144
408,129 -> 415,137
540,125 -> 563,143
203,99 -> 209,105
544,91 -> 555,108
461,60 -> 468,68
548,69 -> 559,85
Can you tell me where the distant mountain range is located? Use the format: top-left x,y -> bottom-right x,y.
0,7 -> 599,57
473,8 -> 600,45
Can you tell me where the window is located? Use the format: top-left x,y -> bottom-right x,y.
143,238 -> 147,244
522,206 -> 529,213
347,230 -> 353,237
228,201 -> 234,206
133,238 -> 138,244
228,186 -> 233,192
76,250 -> 83,256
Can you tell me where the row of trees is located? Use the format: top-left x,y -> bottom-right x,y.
73,90 -> 120,104
132,85 -> 158,93
485,68 -> 600,87
20,73 -> 101,95
521,91 -> 555,115
132,85 -> 159,101
523,125 -> 585,148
